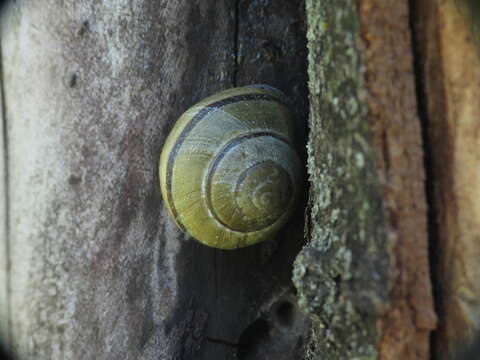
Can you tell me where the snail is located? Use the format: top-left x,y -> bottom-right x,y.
159,85 -> 302,249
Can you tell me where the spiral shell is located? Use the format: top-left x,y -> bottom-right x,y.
159,85 -> 301,249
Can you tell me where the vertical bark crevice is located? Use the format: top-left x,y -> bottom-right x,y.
407,1 -> 441,358
232,0 -> 240,87
0,34 -> 11,352
412,0 -> 480,358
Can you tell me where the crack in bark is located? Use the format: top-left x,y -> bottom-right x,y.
407,0 -> 440,358
205,336 -> 239,347
232,0 -> 240,87
0,33 -> 12,350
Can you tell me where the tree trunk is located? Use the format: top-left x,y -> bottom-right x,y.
0,1 -> 309,359
294,0 -> 480,359
293,0 -> 437,359
2,0 -> 480,359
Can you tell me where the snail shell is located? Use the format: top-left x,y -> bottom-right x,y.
159,85 -> 301,249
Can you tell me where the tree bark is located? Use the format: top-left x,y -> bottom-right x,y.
0,1 -> 308,359
414,0 -> 480,358
293,0 -> 437,359
4,0 -> 480,359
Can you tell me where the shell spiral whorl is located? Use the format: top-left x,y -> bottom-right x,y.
159,85 -> 301,249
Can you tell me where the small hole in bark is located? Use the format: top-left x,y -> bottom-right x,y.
78,20 -> 90,37
237,318 -> 270,359
68,174 -> 82,185
275,301 -> 294,327
68,73 -> 78,88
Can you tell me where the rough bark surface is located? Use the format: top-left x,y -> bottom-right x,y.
414,0 -> 480,358
0,1 -> 308,359
360,1 -> 438,358
293,0 -> 436,359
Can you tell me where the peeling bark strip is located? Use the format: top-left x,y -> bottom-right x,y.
293,0 -> 436,359
0,1 -> 308,359
414,0 -> 480,358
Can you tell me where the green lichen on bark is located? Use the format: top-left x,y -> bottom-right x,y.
293,0 -> 389,358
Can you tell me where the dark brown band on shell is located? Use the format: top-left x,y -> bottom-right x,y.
165,92 -> 288,233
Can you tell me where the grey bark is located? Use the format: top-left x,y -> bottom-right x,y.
293,1 -> 387,357
0,1 -> 308,360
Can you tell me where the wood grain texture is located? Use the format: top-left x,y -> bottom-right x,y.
294,0 -> 436,358
0,1 -> 309,359
414,0 -> 480,358
2,1 -> 233,358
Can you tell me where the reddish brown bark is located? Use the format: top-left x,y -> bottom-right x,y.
360,1 -> 437,358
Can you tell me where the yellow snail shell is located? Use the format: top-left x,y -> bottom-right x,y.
159,85 -> 301,249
